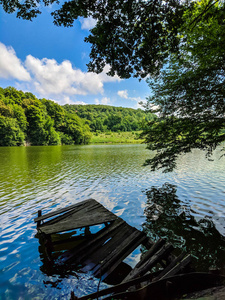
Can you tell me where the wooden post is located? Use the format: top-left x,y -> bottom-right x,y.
85,226 -> 91,235
37,210 -> 42,227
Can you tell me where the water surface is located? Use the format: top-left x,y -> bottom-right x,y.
0,144 -> 224,299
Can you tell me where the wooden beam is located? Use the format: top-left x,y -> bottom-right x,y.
73,272 -> 155,300
123,243 -> 174,282
58,219 -> 125,265
94,231 -> 146,280
135,238 -> 166,269
154,252 -> 186,281
160,254 -> 192,279
82,223 -> 136,273
37,210 -> 42,227
38,209 -> 117,235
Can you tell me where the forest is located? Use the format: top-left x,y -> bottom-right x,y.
0,86 -> 91,146
64,104 -> 156,132
0,86 -> 155,146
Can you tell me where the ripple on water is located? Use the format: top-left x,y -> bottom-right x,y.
0,144 -> 224,299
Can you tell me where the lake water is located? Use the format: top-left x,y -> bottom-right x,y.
0,144 -> 225,299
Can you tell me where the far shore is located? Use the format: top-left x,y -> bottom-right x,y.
90,131 -> 144,144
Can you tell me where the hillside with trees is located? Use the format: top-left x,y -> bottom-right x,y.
0,87 -> 155,146
63,104 -> 156,132
0,87 -> 91,146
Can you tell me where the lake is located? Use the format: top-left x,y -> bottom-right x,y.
0,144 -> 225,299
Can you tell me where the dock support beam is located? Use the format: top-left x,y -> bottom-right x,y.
37,210 -> 42,227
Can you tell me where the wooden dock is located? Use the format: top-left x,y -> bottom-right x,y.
35,198 -> 197,299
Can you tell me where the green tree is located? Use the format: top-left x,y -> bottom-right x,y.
25,104 -> 48,145
41,98 -> 65,130
0,115 -> 25,146
142,0 -> 225,171
0,0 -> 184,78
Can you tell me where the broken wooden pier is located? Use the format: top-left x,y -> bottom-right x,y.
35,198 -> 204,299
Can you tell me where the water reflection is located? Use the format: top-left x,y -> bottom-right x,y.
0,144 -> 225,299
142,183 -> 225,272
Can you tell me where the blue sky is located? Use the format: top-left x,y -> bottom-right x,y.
0,4 -> 150,108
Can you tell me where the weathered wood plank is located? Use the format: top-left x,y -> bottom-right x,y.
74,272 -> 155,300
34,198 -> 96,222
39,200 -> 102,227
97,273 -> 225,300
38,206 -> 118,234
135,238 -> 166,269
123,243 -> 174,282
96,232 -> 147,280
160,254 -> 192,279
59,219 -> 125,265
81,223 -> 135,272
92,230 -> 145,275
154,252 -> 186,281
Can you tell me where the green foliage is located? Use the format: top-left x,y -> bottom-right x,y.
141,0 -> 225,171
0,115 -> 25,146
0,87 -> 91,147
0,0 -> 184,78
63,104 -> 156,133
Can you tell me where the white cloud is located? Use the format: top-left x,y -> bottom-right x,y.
0,43 -> 31,81
0,42 -> 121,105
57,96 -> 87,105
117,89 -> 146,109
79,17 -> 97,30
117,90 -> 128,99
95,97 -> 111,105
129,96 -> 146,109
24,55 -> 120,101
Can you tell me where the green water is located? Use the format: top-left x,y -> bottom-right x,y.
0,144 -> 225,299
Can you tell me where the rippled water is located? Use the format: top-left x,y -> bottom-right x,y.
0,144 -> 224,299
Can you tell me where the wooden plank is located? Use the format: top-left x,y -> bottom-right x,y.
59,219 -> 125,265
135,238 -> 166,269
154,252 -> 186,281
96,232 -> 147,280
123,243 -> 174,282
38,206 -> 118,234
74,272 -> 157,300
160,254 -> 192,279
34,198 -> 96,222
142,236 -> 154,250
95,273 -> 225,300
39,200 -> 101,227
81,223 -> 136,272
92,230 -> 145,276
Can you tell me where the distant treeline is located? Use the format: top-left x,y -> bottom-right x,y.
0,87 -> 91,146
0,87 -> 156,146
64,104 -> 156,132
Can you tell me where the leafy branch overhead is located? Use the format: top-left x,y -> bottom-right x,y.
0,0 -> 184,78
1,0 -> 225,171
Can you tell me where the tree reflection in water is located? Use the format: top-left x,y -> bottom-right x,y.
142,183 -> 225,273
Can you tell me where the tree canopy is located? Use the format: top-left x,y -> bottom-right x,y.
0,0 -> 184,78
141,0 -> 225,171
1,0 -> 224,170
